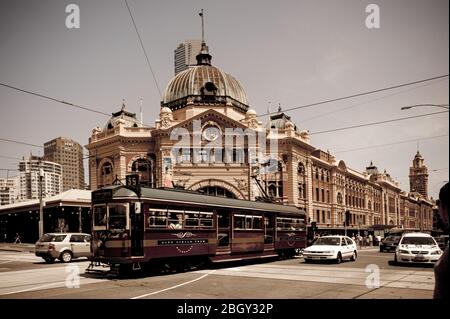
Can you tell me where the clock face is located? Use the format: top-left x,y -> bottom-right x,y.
202,126 -> 220,141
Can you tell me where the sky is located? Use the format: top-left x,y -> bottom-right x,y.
0,0 -> 448,199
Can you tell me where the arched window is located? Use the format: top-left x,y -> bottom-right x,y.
198,186 -> 236,199
297,162 -> 305,175
100,162 -> 113,187
337,192 -> 343,204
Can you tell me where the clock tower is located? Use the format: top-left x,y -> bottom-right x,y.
409,151 -> 428,198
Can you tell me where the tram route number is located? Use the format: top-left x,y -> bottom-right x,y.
177,303 -> 273,316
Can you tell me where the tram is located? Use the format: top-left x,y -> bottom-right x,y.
89,183 -> 306,274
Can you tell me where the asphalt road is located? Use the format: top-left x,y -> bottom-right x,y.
0,248 -> 435,300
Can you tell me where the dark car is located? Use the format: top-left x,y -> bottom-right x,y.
434,235 -> 449,250
379,235 -> 400,252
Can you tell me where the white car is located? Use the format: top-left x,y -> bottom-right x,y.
303,235 -> 357,264
394,232 -> 443,264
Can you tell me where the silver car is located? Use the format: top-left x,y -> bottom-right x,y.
35,233 -> 92,263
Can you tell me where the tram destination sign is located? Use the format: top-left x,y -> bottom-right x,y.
92,189 -> 113,203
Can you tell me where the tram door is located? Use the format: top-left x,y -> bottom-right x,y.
130,202 -> 144,256
217,210 -> 230,251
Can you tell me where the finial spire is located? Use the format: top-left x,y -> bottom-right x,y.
199,9 -> 205,43
121,99 -> 126,111
278,103 -> 282,113
196,9 -> 212,65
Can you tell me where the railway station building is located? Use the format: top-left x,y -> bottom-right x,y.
85,40 -> 435,237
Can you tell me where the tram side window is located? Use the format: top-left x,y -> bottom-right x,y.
184,211 -> 213,228
252,216 -> 263,230
218,212 -> 230,228
108,204 -> 127,230
234,215 -> 245,229
168,210 -> 183,229
93,205 -> 107,227
234,214 -> 263,230
199,212 -> 213,227
276,217 -> 305,231
147,210 -> 168,228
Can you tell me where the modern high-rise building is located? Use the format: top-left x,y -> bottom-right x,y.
18,155 -> 62,200
409,151 -> 429,198
44,137 -> 85,191
174,39 -> 202,75
0,177 -> 19,205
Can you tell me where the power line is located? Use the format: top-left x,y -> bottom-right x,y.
0,155 -> 22,160
124,0 -> 162,99
334,134 -> 449,154
0,138 -> 43,148
258,74 -> 449,118
310,110 -> 448,135
0,82 -> 111,117
301,77 -> 449,124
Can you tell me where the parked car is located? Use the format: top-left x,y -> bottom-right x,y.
433,235 -> 449,250
35,233 -> 92,263
379,235 -> 400,252
394,232 -> 443,264
302,235 -> 357,264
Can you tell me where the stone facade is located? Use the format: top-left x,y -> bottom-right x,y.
86,42 -> 434,234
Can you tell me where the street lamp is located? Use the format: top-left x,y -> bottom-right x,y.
401,104 -> 449,110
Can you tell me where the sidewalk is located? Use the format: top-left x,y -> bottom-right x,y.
0,243 -> 35,253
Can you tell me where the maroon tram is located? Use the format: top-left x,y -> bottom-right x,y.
89,185 -> 306,274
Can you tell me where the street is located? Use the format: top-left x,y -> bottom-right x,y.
0,247 -> 434,299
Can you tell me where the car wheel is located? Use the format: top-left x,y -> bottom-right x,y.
304,258 -> 311,264
336,252 -> 342,264
43,257 -> 55,263
60,251 -> 72,263
350,251 -> 357,261
394,253 -> 398,264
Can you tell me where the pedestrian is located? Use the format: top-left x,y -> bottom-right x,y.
434,182 -> 449,299
14,233 -> 21,244
368,234 -> 373,247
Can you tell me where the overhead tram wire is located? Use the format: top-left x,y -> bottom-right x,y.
301,76 -> 449,124
257,74 -> 449,118
0,82 -> 111,117
310,110 -> 448,135
124,0 -> 162,99
0,82 -> 155,128
0,138 -> 43,148
334,134 -> 449,154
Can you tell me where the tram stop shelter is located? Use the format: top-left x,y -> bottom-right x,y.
0,189 -> 91,243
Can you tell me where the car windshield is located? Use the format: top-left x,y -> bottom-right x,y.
314,237 -> 341,246
402,237 -> 435,245
39,234 -> 66,242
384,236 -> 399,243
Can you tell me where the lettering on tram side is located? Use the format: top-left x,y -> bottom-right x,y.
177,303 -> 274,316
158,239 -> 208,245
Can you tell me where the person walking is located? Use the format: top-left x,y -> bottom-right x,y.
14,233 -> 21,244
434,182 -> 449,299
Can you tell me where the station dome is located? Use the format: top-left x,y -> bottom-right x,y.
161,42 -> 249,112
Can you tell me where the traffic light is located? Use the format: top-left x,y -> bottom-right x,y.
345,210 -> 351,226
311,222 -> 317,232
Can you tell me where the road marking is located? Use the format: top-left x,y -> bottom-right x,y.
0,281 -> 65,296
131,270 -> 216,299
196,264 -> 434,291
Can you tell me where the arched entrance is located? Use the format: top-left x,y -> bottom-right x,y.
188,179 -> 245,199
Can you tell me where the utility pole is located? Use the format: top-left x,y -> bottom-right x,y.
78,207 -> 82,233
38,158 -> 44,239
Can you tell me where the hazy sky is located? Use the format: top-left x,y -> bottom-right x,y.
0,0 -> 448,199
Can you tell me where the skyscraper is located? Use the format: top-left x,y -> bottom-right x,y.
44,137 -> 85,191
18,155 -> 62,200
174,39 -> 202,75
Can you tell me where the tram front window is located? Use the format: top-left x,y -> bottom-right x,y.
93,205 -> 107,227
108,204 -> 128,230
